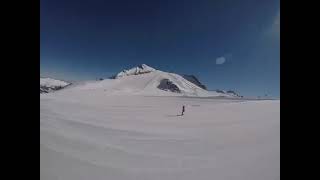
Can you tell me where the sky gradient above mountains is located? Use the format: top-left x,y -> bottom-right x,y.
41,0 -> 280,97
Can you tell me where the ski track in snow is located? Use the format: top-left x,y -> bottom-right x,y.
41,89 -> 279,180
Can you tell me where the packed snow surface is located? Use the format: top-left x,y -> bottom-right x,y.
41,81 -> 280,180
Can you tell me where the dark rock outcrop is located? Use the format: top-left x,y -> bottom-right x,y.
157,79 -> 181,93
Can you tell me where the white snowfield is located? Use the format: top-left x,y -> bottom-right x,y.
40,73 -> 279,180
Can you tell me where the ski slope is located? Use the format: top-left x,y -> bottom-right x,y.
41,87 -> 280,180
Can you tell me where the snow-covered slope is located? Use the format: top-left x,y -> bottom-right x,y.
40,65 -> 241,98
63,64 -> 232,97
41,94 -> 280,180
40,77 -> 70,93
40,64 -> 279,180
111,64 -> 156,79
216,89 -> 242,98
182,75 -> 207,90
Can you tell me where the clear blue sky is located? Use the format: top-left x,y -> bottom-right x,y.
41,0 -> 280,97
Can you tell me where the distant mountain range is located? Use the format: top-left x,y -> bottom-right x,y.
40,77 -> 71,93
40,64 -> 241,98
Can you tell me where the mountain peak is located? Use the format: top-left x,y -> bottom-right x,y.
137,64 -> 154,69
111,64 -> 156,79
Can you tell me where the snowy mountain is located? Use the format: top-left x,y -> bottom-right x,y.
67,64 -> 235,97
40,65 -> 241,98
216,89 -> 242,98
226,90 -> 242,97
110,64 -> 156,79
40,77 -> 71,93
182,75 -> 207,90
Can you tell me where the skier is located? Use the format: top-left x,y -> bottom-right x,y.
181,105 -> 185,116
